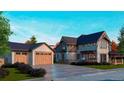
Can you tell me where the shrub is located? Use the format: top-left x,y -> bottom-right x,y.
30,68 -> 46,77
99,62 -> 111,65
0,68 -> 9,78
70,62 -> 76,65
17,63 -> 32,74
13,62 -> 21,68
1,62 -> 24,68
1,63 -> 15,68
1,62 -> 46,77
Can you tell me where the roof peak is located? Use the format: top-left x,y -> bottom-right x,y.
77,31 -> 106,45
61,36 -> 77,45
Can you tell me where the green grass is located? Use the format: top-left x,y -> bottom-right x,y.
0,68 -> 34,81
85,64 -> 124,70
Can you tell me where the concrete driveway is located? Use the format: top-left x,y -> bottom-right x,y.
32,64 -> 109,81
31,64 -> 124,81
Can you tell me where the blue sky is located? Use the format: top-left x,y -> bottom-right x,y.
3,11 -> 124,44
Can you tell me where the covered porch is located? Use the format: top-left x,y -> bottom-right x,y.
109,51 -> 124,65
80,51 -> 97,62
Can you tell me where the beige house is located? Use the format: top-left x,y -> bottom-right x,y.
5,42 -> 54,65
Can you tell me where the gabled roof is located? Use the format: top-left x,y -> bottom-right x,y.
61,36 -> 77,45
9,42 -> 54,52
77,31 -> 105,45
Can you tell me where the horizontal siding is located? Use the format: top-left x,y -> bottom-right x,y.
78,45 -> 97,51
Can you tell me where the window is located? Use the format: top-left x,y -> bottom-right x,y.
36,52 -> 40,55
100,40 -> 107,49
16,52 -> 21,55
93,43 -> 96,46
22,52 -> 27,55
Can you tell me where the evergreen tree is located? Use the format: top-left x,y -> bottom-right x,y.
25,35 -> 37,44
30,35 -> 37,44
118,27 -> 124,53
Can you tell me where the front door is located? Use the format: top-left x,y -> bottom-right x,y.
61,52 -> 65,63
100,54 -> 106,63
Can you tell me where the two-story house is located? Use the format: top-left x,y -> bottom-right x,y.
55,36 -> 77,63
77,31 -> 111,63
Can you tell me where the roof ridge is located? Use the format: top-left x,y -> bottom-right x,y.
78,31 -> 105,38
62,36 -> 77,39
9,42 -> 30,46
9,41 -> 45,45
86,31 -> 105,36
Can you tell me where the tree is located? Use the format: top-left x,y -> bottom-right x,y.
25,35 -> 37,44
0,12 -> 12,56
111,41 -> 118,52
25,40 -> 31,44
118,27 -> 124,53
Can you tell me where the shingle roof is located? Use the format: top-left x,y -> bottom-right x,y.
9,42 -> 53,52
61,36 -> 77,45
77,31 -> 105,45
9,42 -> 31,51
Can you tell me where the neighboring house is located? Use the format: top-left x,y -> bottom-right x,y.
55,36 -> 77,63
77,31 -> 111,63
4,42 -> 54,65
49,45 -> 56,50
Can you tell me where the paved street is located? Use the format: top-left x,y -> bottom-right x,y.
28,64 -> 124,81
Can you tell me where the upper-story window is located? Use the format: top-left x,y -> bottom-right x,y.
100,39 -> 107,49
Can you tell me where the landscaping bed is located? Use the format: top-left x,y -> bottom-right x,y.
0,63 -> 46,81
70,62 -> 124,69
0,68 -> 33,81
85,64 -> 124,69
70,62 -> 110,66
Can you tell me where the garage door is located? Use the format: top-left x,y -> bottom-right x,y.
14,52 -> 28,64
35,52 -> 52,65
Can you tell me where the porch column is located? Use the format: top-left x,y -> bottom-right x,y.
122,58 -> 123,64
115,58 -> 117,65
107,54 -> 109,63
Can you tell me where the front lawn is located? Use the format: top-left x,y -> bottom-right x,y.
0,68 -> 34,81
85,64 -> 124,70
